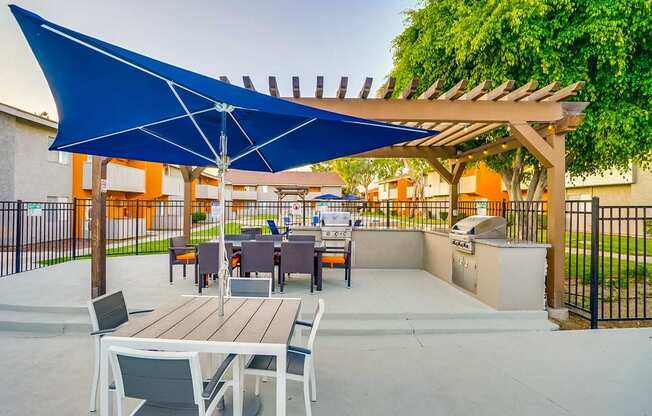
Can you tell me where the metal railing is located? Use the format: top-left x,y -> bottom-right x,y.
565,198 -> 652,327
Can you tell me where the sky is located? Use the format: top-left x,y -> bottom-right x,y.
0,0 -> 419,120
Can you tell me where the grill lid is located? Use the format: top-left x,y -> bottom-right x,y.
320,211 -> 352,226
450,215 -> 506,237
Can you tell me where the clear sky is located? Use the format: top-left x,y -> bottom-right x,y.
0,0 -> 418,119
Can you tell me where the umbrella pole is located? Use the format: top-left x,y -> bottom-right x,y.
218,109 -> 229,317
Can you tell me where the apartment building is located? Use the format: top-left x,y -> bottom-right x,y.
0,103 -> 70,202
375,163 -> 504,203
565,164 -> 652,205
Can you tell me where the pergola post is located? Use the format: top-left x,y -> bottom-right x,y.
90,156 -> 111,299
545,131 -> 567,311
510,121 -> 567,315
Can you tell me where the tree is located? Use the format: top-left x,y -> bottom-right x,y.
390,0 -> 652,200
312,159 -> 377,198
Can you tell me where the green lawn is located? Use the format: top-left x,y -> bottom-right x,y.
567,231 -> 652,257
565,252 -> 650,286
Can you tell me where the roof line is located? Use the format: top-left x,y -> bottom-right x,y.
0,102 -> 57,129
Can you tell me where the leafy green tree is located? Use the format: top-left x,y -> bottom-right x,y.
390,0 -> 652,200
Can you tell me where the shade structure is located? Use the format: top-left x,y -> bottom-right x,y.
314,194 -> 342,200
11,4 -> 439,315
10,5 -> 438,171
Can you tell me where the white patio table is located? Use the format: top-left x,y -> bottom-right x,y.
99,295 -> 301,416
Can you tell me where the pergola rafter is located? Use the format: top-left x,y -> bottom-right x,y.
222,75 -> 588,312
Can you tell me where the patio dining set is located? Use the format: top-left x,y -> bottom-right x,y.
168,226 -> 353,294
88,290 -> 325,416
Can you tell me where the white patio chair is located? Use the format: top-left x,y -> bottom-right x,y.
108,346 -> 237,416
244,299 -> 325,416
228,277 -> 272,298
87,291 -> 153,412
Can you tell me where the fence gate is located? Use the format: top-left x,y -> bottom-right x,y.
565,198 -> 652,328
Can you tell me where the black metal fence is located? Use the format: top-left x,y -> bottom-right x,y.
565,198 -> 652,327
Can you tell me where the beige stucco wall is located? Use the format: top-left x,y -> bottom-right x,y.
565,164 -> 652,206
422,231 -> 452,282
351,229 -> 423,269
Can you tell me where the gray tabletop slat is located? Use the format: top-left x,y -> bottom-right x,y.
183,298 -> 247,341
135,297 -> 212,339
158,297 -> 222,340
113,296 -> 195,337
209,298 -> 265,342
261,299 -> 302,345
235,298 -> 283,343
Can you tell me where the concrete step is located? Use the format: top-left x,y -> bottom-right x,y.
0,303 -> 557,335
302,318 -> 558,336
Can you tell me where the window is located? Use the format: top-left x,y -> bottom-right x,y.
261,185 -> 268,193
47,137 -> 69,165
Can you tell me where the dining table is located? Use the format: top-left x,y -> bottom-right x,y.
99,295 -> 302,416
221,238 -> 328,291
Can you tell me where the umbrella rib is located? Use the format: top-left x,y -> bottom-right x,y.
230,118 -> 317,163
139,127 -> 217,165
55,107 -> 215,150
228,112 -> 274,172
167,82 -> 220,163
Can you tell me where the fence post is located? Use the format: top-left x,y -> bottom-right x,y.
71,197 -> 77,259
501,198 -> 507,218
386,199 -> 391,228
589,196 -> 600,329
14,200 -> 22,274
135,199 -> 140,255
302,199 -> 306,226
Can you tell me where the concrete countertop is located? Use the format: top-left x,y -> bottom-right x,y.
475,238 -> 551,249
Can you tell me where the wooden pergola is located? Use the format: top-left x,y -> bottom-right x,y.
218,75 -> 587,311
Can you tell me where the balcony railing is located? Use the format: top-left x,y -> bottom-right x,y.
82,162 -> 145,193
195,184 -> 219,199
162,175 -> 183,196
231,190 -> 257,200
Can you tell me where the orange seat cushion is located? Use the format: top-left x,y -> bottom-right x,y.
230,254 -> 241,269
322,255 -> 346,265
176,252 -> 196,262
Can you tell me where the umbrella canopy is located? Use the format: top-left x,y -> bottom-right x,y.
10,5 -> 438,171
342,194 -> 361,201
314,194 -> 342,200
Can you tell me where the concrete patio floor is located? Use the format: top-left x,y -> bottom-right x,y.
0,328 -> 650,416
0,254 -> 555,334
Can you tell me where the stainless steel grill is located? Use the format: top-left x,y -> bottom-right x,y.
449,215 -> 506,254
320,211 -> 352,248
449,215 -> 507,294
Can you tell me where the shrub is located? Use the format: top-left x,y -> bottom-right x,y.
439,211 -> 448,222
192,211 -> 206,223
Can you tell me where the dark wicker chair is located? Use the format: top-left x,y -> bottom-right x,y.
240,241 -> 276,292
168,236 -> 196,284
280,241 -> 316,293
196,242 -> 234,294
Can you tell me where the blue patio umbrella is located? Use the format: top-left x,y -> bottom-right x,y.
314,194 -> 342,200
342,194 -> 361,201
11,5 -> 439,312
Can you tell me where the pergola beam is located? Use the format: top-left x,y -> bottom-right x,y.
358,77 -> 373,99
315,76 -> 324,98
292,76 -> 300,98
418,79 -> 444,99
336,77 -> 348,99
286,98 -> 579,123
353,145 -> 455,159
400,78 -> 419,99
242,76 -> 255,91
268,76 -> 280,97
380,77 -> 396,99
509,121 -> 556,167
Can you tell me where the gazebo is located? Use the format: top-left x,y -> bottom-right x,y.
233,75 -> 587,314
